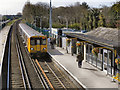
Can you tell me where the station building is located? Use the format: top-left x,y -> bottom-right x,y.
62,27 -> 120,77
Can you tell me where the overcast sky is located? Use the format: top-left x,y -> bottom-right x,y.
0,0 -> 119,15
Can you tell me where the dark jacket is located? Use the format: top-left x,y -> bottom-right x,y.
50,38 -> 56,45
76,54 -> 84,62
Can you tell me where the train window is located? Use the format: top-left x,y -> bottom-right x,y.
42,39 -> 46,45
37,40 -> 40,45
30,40 -> 35,45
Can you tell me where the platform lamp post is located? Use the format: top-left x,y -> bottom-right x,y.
49,0 -> 52,37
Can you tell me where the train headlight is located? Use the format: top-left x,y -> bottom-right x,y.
31,48 -> 34,50
43,48 -> 46,50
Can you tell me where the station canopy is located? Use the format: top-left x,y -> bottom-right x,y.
65,27 -> 120,50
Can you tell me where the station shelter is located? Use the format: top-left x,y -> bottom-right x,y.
50,28 -> 63,47
64,27 -> 120,79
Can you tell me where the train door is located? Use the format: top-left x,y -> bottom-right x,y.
36,38 -> 41,52
41,37 -> 47,52
30,38 -> 36,53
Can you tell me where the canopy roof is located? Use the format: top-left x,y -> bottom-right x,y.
65,27 -> 120,49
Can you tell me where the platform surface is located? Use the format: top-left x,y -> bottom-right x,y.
48,45 -> 118,88
0,26 -> 10,67
0,26 -> 10,89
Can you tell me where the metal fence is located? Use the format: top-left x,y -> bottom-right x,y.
86,53 -> 102,70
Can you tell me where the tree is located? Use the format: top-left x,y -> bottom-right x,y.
22,1 -> 119,30
91,8 -> 99,29
17,12 -> 22,16
111,1 -> 120,28
22,1 -> 49,27
98,14 -> 105,27
81,2 -> 89,9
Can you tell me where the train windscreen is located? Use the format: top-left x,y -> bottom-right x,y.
30,37 -> 46,45
42,39 -> 46,45
30,39 -> 35,45
37,39 -> 41,45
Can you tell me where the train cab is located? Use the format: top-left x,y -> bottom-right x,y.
29,36 -> 47,54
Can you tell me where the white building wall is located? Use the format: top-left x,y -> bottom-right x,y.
62,37 -> 67,49
84,43 -> 86,61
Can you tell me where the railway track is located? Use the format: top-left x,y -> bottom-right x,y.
6,21 -> 84,89
7,22 -> 31,89
15,21 -> 82,89
7,21 -> 44,89
35,59 -> 66,89
33,57 -> 82,89
16,31 -> 31,89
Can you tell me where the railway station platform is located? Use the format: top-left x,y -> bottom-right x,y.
47,45 -> 118,89
0,26 -> 11,89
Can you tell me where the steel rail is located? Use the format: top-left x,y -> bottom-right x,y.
35,59 -> 67,89
23,43 -> 48,89
17,24 -> 47,89
7,27 -> 12,89
18,27 -> 64,89
45,62 -> 66,89
20,34 -> 50,90
32,59 -> 49,89
16,35 -> 32,89
52,60 -> 76,88
16,43 -> 27,89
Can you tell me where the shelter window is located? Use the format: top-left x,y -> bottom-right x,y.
90,46 -> 92,53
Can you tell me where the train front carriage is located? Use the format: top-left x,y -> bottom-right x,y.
29,36 -> 47,57
19,23 -> 47,58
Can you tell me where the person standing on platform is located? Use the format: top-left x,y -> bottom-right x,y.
48,37 -> 51,45
76,52 -> 84,68
50,38 -> 54,49
53,38 -> 56,45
